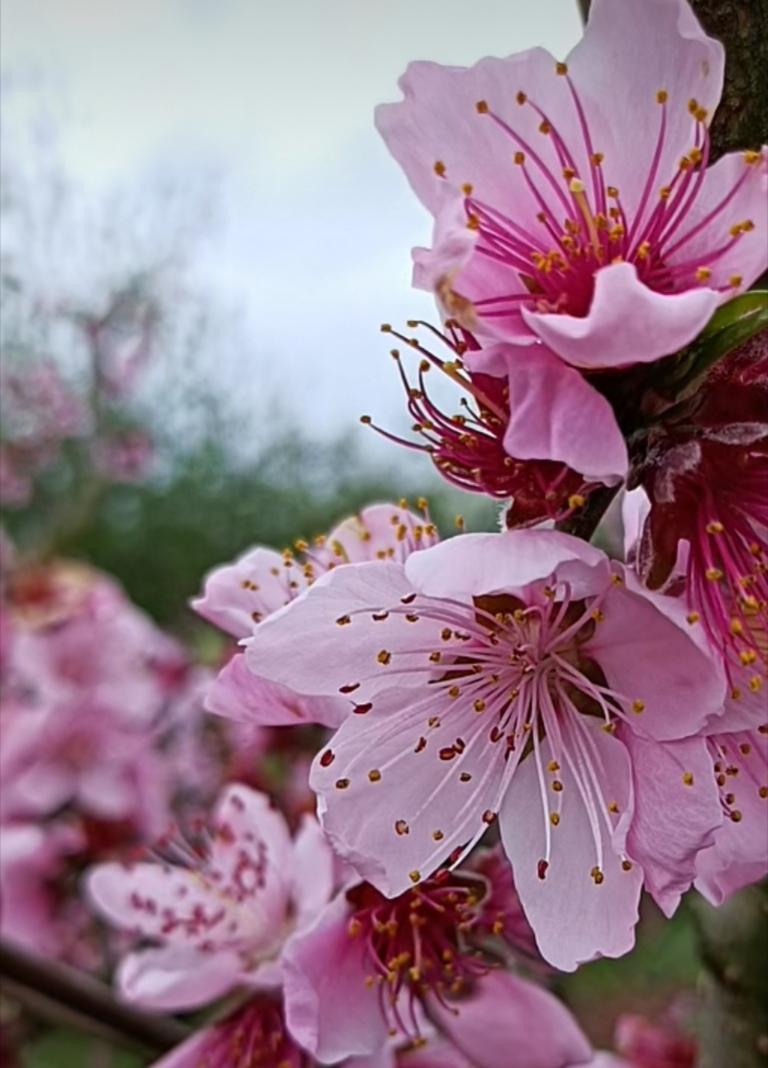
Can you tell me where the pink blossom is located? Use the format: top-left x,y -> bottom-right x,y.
376,0 -> 767,367
86,784 -> 334,1011
365,322 -> 626,514
627,337 -> 767,690
247,529 -> 725,970
283,851 -> 591,1065
194,502 -> 440,729
615,1013 -> 697,1068
0,821 -> 83,958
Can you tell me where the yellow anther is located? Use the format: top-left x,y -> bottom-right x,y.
409,870 -> 421,884
608,801 -> 620,813
547,760 -> 560,773
706,520 -> 724,533
466,213 -> 480,231
348,918 -> 362,937
730,618 -> 744,636
744,150 -> 761,165
657,89 -> 669,104
749,676 -> 763,693
592,609 -> 605,623
568,493 -> 586,509
539,120 -> 552,134
336,778 -> 350,790
473,699 -> 486,713
514,150 -> 526,165
739,649 -> 757,666
659,186 -> 671,200
695,266 -> 712,282
706,567 -> 723,582
550,812 -> 561,826
455,514 -> 465,530
682,771 -> 694,786
461,182 -> 473,196
694,106 -> 708,122
591,867 -> 605,885
591,152 -> 604,165
622,860 -> 633,872
569,178 -> 585,195
607,185 -> 620,198
636,241 -> 651,260
556,61 -> 568,75
687,97 -> 698,114
368,769 -> 382,783
552,779 -> 564,792
516,90 -> 527,105
730,274 -> 743,287
377,649 -> 392,665
475,100 -> 489,114
632,699 -> 645,714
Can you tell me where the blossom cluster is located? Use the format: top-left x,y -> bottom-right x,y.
2,0 -> 766,1064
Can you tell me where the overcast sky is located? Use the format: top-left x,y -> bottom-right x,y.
1,0 -> 582,459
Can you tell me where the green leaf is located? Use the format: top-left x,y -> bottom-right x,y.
659,290 -> 768,403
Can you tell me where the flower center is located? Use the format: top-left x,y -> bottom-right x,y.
434,66 -> 760,324
195,997 -> 308,1068
346,871 -> 488,1041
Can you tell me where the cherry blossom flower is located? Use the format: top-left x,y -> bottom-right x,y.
282,847 -> 589,1065
247,528 -> 725,969
627,334 -> 767,692
363,321 -> 626,517
86,784 -> 334,1011
193,502 -> 440,728
376,0 -> 767,368
614,1013 -> 697,1068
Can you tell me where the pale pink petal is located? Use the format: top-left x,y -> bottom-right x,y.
246,562 -> 445,702
500,726 -> 643,972
431,971 -> 593,1068
375,49 -> 581,215
205,652 -> 347,728
310,686 -> 507,897
86,862 -> 226,946
567,0 -> 724,220
405,531 -> 609,601
116,945 -> 242,1011
621,488 -> 651,562
192,547 -> 307,639
663,148 -> 768,293
623,732 -> 722,916
589,571 -> 725,741
209,785 -> 293,934
327,502 -> 439,564
501,345 -> 628,483
695,729 -> 768,904
282,894 -> 389,1062
523,262 -> 719,369
290,815 -> 336,928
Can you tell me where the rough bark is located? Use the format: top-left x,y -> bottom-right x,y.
690,886 -> 768,1068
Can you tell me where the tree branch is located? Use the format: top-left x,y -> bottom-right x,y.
0,940 -> 189,1054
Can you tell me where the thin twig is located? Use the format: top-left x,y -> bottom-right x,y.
0,940 -> 189,1054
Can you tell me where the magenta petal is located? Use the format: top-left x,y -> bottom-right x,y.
282,894 -> 389,1062
500,726 -> 642,972
405,531 -> 609,602
206,653 -> 347,728
623,732 -> 722,916
432,971 -> 593,1068
502,345 -> 628,483
523,262 -> 720,369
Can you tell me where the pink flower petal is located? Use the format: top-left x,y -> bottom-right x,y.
500,725 -> 643,972
192,547 -> 308,639
663,148 -> 768,294
589,571 -> 725,741
501,345 -> 628,483
405,531 -> 609,602
310,686 -> 507,897
246,562 -> 445,702
282,894 -> 389,1062
623,732 -> 722,916
290,815 -> 336,928
205,652 -> 347,728
523,262 -> 719,369
431,970 -> 593,1068
566,0 -> 724,222
116,945 -> 242,1011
